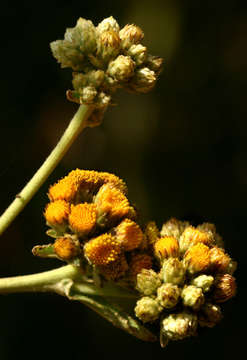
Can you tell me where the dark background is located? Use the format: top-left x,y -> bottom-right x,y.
0,0 -> 246,359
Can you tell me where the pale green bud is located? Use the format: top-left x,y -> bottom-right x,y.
160,218 -> 189,240
80,86 -> 97,104
181,285 -> 204,310
87,70 -> 105,88
198,303 -> 223,328
97,16 -> 120,34
136,269 -> 162,296
157,283 -> 181,309
97,30 -> 121,63
96,92 -> 111,107
127,44 -> 147,66
135,296 -> 162,323
50,40 -> 85,71
107,55 -> 135,81
160,312 -> 197,345
191,275 -> 214,293
129,67 -> 156,93
119,24 -> 144,49
161,258 -> 185,285
65,18 -> 97,54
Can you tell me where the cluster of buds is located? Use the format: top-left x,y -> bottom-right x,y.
39,169 -> 153,281
50,16 -> 163,123
134,218 -> 237,347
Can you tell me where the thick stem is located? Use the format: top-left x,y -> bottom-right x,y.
0,104 -> 94,237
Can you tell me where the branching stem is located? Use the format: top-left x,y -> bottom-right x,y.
0,104 -> 94,237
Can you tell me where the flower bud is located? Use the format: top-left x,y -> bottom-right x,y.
197,222 -> 224,248
115,219 -> 143,251
128,67 -> 156,93
226,259 -> 237,275
44,200 -> 70,232
69,203 -> 97,236
97,16 -> 120,34
160,312 -> 197,345
209,246 -> 231,273
160,218 -> 189,240
183,243 -> 210,274
107,55 -> 135,82
179,226 -> 214,253
181,285 -> 205,310
146,54 -> 164,75
80,86 -> 97,104
198,302 -> 223,328
127,44 -> 147,66
54,236 -> 79,260
97,30 -> 121,62
157,283 -> 180,309
213,274 -> 237,303
98,254 -> 128,280
135,296 -> 162,323
119,24 -> 144,49
136,269 -> 162,295
144,221 -> 160,246
161,258 -> 185,285
191,274 -> 214,293
154,236 -> 179,261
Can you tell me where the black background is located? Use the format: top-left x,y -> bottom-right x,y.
0,0 -> 246,359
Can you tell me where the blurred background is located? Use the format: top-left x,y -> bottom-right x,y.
0,0 -> 246,359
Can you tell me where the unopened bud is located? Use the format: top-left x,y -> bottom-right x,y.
80,86 -> 97,104
97,16 -> 120,34
134,296 -> 162,323
65,18 -> 97,54
119,24 -> 144,49
127,44 -> 147,66
136,269 -> 161,295
198,302 -> 223,328
157,283 -> 180,309
179,226 -> 214,253
144,221 -> 160,246
209,246 -> 231,273
160,218 -> 189,240
154,236 -> 179,261
183,243 -> 210,274
107,55 -> 135,81
160,312 -> 197,346
181,285 -> 205,310
146,54 -> 164,75
97,30 -> 121,62
213,274 -> 237,303
161,258 -> 185,285
54,236 -> 79,260
191,274 -> 214,292
129,67 -> 156,93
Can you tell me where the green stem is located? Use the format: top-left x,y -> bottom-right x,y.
0,264 -> 137,299
0,104 -> 94,237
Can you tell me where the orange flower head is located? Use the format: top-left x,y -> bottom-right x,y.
94,183 -> 134,222
54,237 -> 79,260
209,246 -> 231,273
145,221 -> 160,246
184,243 -> 210,274
129,253 -> 152,278
154,236 -> 179,260
115,219 -> 143,251
98,254 -> 128,280
84,233 -> 122,265
69,203 -> 97,236
44,200 -> 70,228
179,226 -> 214,253
48,175 -> 80,202
99,172 -> 127,194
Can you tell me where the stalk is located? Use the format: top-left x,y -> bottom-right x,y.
0,104 -> 94,236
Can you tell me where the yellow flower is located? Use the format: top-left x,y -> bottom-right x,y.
209,246 -> 231,273
94,183 -> 135,222
144,221 -> 160,246
129,253 -> 152,277
184,243 -> 210,274
48,174 -> 80,202
69,203 -> 97,236
84,233 -> 121,265
44,200 -> 70,228
98,254 -> 128,280
54,237 -> 79,260
115,219 -> 143,251
179,226 -> 214,253
154,236 -> 179,260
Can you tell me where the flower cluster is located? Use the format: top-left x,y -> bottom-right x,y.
135,218 -> 237,347
42,169 -> 152,280
50,16 -> 163,122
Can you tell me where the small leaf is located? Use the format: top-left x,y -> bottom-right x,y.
32,244 -> 57,258
68,285 -> 157,342
46,229 -> 60,239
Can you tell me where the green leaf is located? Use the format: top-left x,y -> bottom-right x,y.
68,285 -> 157,342
32,244 -> 57,258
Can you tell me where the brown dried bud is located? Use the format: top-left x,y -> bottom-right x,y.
213,274 -> 237,303
209,246 -> 231,273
